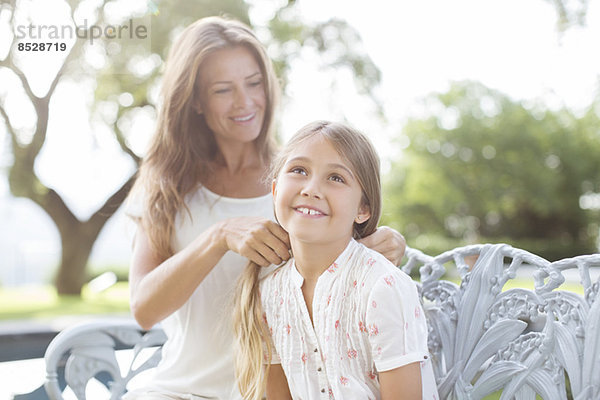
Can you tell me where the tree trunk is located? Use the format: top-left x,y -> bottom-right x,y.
55,228 -> 97,295
50,175 -> 136,296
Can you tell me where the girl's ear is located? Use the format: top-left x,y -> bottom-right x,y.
271,179 -> 277,197
355,204 -> 371,224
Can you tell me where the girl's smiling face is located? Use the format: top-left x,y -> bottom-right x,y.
272,135 -> 370,248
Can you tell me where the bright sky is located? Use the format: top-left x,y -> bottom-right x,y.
309,0 -> 599,110
282,0 -> 600,156
1,0 -> 599,220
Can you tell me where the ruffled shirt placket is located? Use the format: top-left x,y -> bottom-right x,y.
290,262 -> 333,399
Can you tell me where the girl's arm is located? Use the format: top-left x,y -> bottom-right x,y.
379,362 -> 422,400
266,364 -> 292,400
365,270 -> 430,400
358,226 -> 406,266
130,217 -> 290,330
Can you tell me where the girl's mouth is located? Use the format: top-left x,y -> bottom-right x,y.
294,206 -> 325,216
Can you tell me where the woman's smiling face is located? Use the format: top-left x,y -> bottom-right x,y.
195,45 -> 266,148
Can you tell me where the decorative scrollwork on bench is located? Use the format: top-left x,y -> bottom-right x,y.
44,244 -> 599,399
44,319 -> 166,400
401,243 -> 600,400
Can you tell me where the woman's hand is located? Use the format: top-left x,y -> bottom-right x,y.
359,226 -> 406,266
219,217 -> 291,267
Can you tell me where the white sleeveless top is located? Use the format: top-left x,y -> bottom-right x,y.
127,186 -> 273,399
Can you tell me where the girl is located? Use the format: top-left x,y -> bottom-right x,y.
234,121 -> 438,399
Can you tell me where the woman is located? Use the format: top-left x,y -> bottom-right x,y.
125,16 -> 405,399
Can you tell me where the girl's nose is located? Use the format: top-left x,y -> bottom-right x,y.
300,178 -> 322,199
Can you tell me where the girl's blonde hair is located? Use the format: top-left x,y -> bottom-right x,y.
128,16 -> 279,258
233,120 -> 382,399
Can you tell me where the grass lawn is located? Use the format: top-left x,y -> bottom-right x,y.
499,278 -> 583,294
0,274 -> 583,321
0,282 -> 130,320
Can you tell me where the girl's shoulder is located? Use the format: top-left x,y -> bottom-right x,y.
352,241 -> 415,289
259,259 -> 293,287
258,260 -> 296,311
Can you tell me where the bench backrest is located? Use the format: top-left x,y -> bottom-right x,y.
402,243 -> 600,400
44,243 -> 600,399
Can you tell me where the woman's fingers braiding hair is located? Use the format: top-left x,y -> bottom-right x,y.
222,217 -> 290,267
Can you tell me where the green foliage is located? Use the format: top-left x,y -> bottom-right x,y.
92,0 -> 383,138
543,0 -> 590,32
384,81 -> 600,260
264,10 -> 381,108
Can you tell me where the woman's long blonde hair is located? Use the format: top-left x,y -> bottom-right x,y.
128,16 -> 279,258
233,121 -> 382,399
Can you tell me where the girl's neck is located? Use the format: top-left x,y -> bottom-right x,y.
291,237 -> 352,282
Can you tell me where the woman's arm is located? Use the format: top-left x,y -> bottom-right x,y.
129,217 -> 290,330
359,226 -> 406,265
379,362 -> 422,400
266,364 -> 292,400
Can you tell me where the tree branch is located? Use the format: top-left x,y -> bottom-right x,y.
0,57 -> 37,101
0,101 -> 18,150
39,187 -> 80,231
0,53 -> 48,161
26,38 -> 86,159
0,0 -> 16,50
113,102 -> 150,166
114,122 -> 142,165
44,30 -> 86,101
86,172 -> 136,233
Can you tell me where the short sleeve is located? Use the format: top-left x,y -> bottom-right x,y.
365,270 -> 429,372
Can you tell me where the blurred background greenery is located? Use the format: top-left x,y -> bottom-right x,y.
382,81 -> 600,260
0,0 -> 598,316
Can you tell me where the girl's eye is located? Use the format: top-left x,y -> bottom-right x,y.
330,174 -> 345,183
289,167 -> 307,175
214,88 -> 231,94
249,80 -> 263,87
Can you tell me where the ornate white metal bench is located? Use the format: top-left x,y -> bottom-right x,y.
44,319 -> 166,400
44,243 -> 600,399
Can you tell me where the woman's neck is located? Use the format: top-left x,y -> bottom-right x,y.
202,143 -> 270,198
291,237 -> 352,282
214,141 -> 262,175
